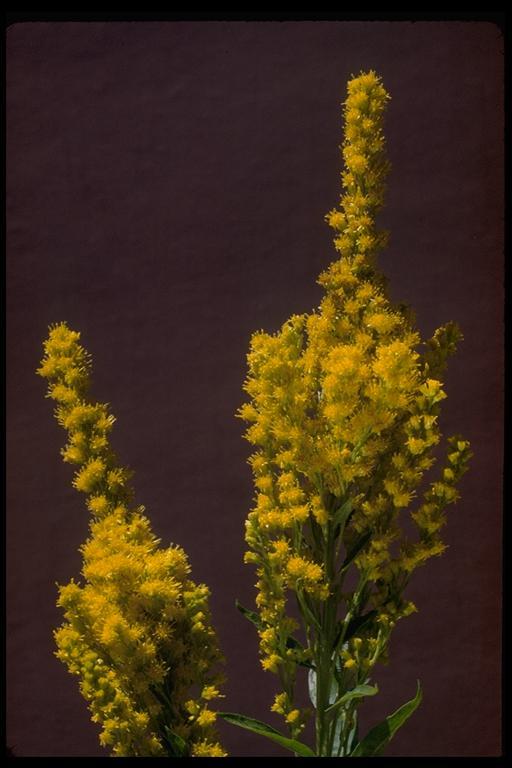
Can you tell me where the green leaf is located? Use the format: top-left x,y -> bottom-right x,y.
163,726 -> 188,757
326,684 -> 378,714
333,499 -> 353,528
308,664 -> 340,709
333,610 -> 378,651
344,609 -> 378,643
218,712 -> 315,757
235,599 -> 263,629
308,668 -> 317,708
345,713 -> 359,756
350,681 -> 423,756
341,530 -> 372,572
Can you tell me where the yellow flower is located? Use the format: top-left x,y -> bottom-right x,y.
311,495 -> 328,525
192,740 -> 227,757
87,495 -> 110,516
286,709 -> 301,725
201,685 -> 221,701
406,437 -> 427,455
196,709 -> 217,727
262,653 -> 281,673
73,458 -> 106,493
276,538 -> 291,554
271,692 -> 288,715
420,378 -> 447,403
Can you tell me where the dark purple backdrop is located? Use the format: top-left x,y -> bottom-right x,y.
6,22 -> 503,757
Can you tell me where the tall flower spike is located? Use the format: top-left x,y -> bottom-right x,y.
238,71 -> 471,756
38,323 -> 226,757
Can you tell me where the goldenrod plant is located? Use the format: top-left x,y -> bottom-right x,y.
37,323 -> 226,757
39,71 -> 471,758
232,70 -> 472,756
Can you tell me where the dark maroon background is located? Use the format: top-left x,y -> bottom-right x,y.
6,22 -> 503,757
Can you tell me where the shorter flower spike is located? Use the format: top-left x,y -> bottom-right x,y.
38,322 -> 226,757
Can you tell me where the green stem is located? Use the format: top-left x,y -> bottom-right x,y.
313,519 -> 340,756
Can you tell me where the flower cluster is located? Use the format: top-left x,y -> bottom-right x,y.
239,71 -> 471,736
38,323 -> 226,757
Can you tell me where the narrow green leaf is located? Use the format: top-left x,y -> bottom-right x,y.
308,511 -> 325,549
345,713 -> 359,756
333,499 -> 353,528
297,590 -> 322,631
333,610 -> 378,651
235,599 -> 263,629
344,610 -> 378,643
308,668 -> 317,708
308,665 -> 340,709
163,726 -> 188,757
326,684 -> 378,714
341,530 -> 372,571
350,681 -> 423,756
219,712 -> 315,757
